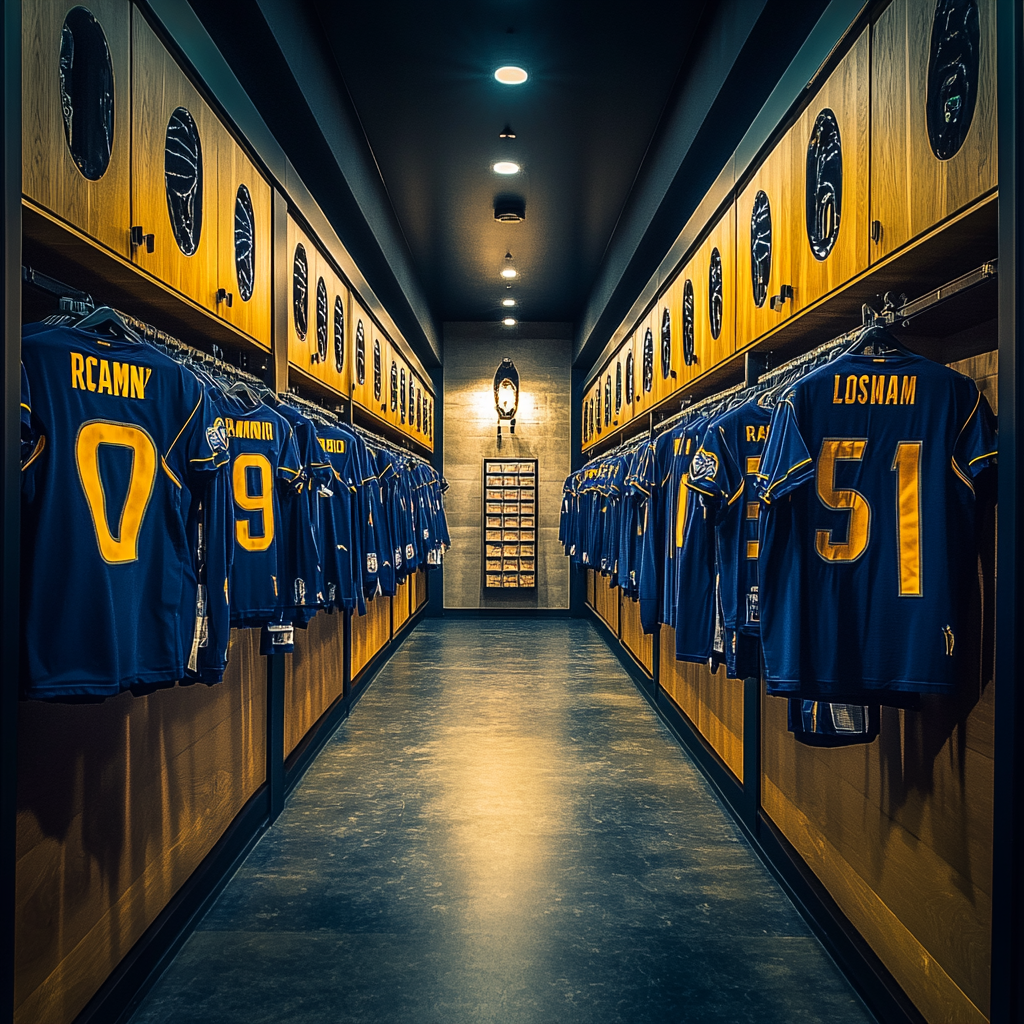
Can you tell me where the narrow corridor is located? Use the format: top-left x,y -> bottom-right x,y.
130,620 -> 874,1024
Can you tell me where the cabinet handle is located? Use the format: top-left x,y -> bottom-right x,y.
770,284 -> 793,312
870,220 -> 882,244
216,288 -> 233,308
130,226 -> 154,254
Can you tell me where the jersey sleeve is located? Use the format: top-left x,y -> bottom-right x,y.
952,386 -> 997,487
687,420 -> 741,504
174,380 -> 230,479
756,395 -> 814,503
277,424 -> 304,487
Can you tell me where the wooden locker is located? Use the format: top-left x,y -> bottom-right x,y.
286,214 -> 316,381
306,247 -> 349,398
622,332 -> 638,420
581,392 -> 592,451
637,310 -> 656,413
657,276 -> 683,402
597,358 -> 612,435
787,27 -> 870,313
385,350 -> 401,427
131,13 -> 219,310
369,323 -> 388,421
612,339 -> 632,431
736,129 -> 796,350
412,374 -> 426,440
871,0 -> 995,260
349,295 -> 372,411
213,120 -> 271,349
23,0 -> 131,256
690,204 -> 736,375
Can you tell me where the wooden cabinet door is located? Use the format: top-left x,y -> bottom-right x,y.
349,296 -> 372,411
23,0 -> 131,255
131,12 -> 218,310
788,28 -> 870,312
286,214 -> 316,379
636,310 -> 656,414
657,276 -> 684,401
736,130 -> 796,350
214,122 -> 271,349
612,339 -> 632,431
690,204 -> 736,375
369,324 -> 389,420
871,0 -> 995,260
385,351 -> 402,427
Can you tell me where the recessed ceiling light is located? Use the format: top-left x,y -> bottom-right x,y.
493,161 -> 520,175
494,66 -> 528,85
503,317 -> 517,326
501,267 -> 517,279
502,298 -> 516,307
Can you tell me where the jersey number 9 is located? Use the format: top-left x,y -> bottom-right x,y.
233,453 -> 274,552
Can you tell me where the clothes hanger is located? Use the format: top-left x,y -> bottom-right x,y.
75,306 -> 143,342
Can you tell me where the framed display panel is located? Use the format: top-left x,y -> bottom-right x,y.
482,458 -> 537,589
870,0 -> 996,261
688,203 -> 736,378
736,130 -> 797,350
23,0 -> 132,257
787,26 -> 870,314
212,119 -> 271,347
131,12 -> 219,312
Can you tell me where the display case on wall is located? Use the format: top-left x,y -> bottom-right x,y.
482,459 -> 537,589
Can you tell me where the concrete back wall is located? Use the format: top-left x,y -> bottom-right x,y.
442,323 -> 572,610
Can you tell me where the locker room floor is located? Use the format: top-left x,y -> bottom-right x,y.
128,619 -> 874,1024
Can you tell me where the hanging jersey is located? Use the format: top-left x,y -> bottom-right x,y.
756,351 -> 996,696
20,324 -> 228,698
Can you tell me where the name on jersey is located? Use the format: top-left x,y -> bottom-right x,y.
832,374 -> 917,406
319,437 -> 346,454
71,352 -> 151,399
222,416 -> 275,441
745,424 -> 769,443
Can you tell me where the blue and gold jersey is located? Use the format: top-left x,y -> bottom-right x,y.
756,350 -> 996,696
214,396 -> 303,627
20,324 -> 228,699
687,398 -> 772,637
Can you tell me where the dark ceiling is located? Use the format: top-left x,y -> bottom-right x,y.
310,0 -> 706,325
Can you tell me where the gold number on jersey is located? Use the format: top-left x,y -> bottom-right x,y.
75,421 -> 158,563
233,453 -> 274,551
814,437 -> 923,596
892,441 -> 922,596
815,439 -> 869,562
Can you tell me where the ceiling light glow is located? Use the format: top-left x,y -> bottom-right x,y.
503,317 -> 517,326
493,161 -> 520,175
494,66 -> 528,85
501,268 -> 517,279
502,298 -> 516,307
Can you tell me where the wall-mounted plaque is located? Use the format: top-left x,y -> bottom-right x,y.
482,457 -> 537,588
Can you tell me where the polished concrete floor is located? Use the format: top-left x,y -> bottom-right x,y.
130,619 -> 875,1024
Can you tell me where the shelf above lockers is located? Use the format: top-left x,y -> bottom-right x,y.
351,401 -> 433,456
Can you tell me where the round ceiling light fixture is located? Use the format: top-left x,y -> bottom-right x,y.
494,66 -> 528,85
501,267 -> 517,279
493,161 -> 520,175
502,298 -> 516,307
503,317 -> 517,326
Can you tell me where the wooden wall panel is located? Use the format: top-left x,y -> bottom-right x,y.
736,131 -> 797,350
15,629 -> 265,1024
658,626 -> 744,783
611,339 -> 632,431
213,124 -> 271,348
788,28 -> 870,314
349,296 -> 372,412
369,323 -> 388,420
586,566 -> 596,607
592,571 -> 620,635
23,0 -> 132,256
393,576 -> 411,633
762,348 -> 996,1024
131,12 -> 219,311
636,311 -> 656,414
619,594 -> 653,674
284,611 -> 345,759
680,204 -> 737,386
871,0 -> 996,261
351,594 -> 392,679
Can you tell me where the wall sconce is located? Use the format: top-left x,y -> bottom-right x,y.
493,356 -> 519,447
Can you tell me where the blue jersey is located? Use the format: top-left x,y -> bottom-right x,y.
757,351 -> 996,696
21,324 -> 227,698
687,397 -> 772,636
316,424 -> 362,611
215,396 -> 303,626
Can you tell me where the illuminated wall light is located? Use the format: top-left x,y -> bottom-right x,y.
501,267 -> 517,279
494,66 -> 528,85
492,161 -> 520,175
503,317 -> 517,326
502,298 -> 516,307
